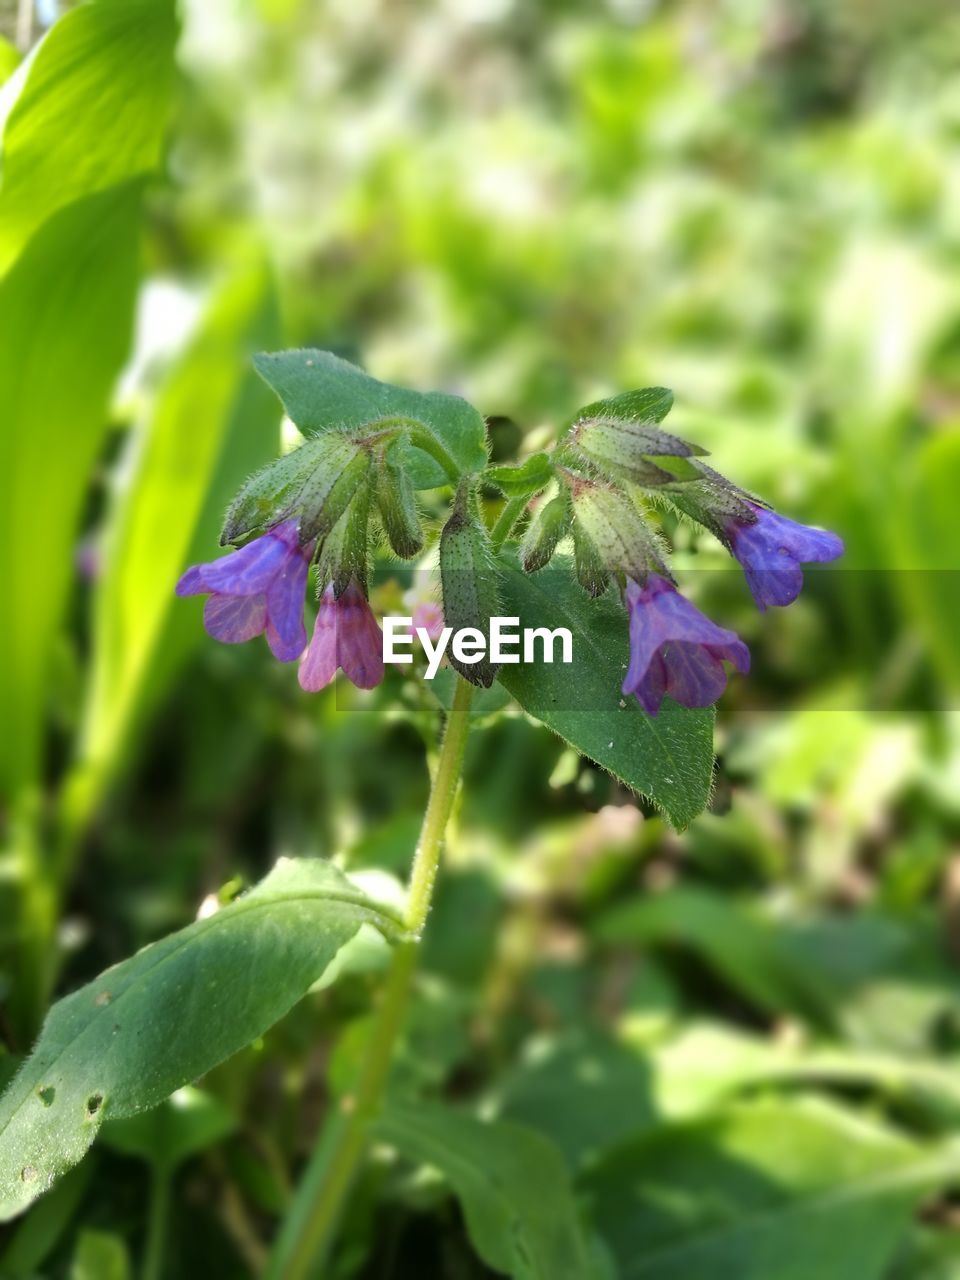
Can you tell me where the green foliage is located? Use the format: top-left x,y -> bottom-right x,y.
2,0 -> 960,1274
377,1099 -> 605,1280
101,1085 -> 236,1173
0,0 -> 177,271
83,265 -> 281,778
0,186 -> 142,798
0,859 -> 402,1220
253,349 -> 488,488
497,555 -> 715,827
582,1098 -> 960,1280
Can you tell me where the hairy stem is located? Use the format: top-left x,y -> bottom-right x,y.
268,676 -> 474,1280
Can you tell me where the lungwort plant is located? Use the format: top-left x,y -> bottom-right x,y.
0,350 -> 843,1277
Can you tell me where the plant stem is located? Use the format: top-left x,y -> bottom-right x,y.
268,676 -> 475,1280
405,674 -> 474,935
142,1168 -> 171,1280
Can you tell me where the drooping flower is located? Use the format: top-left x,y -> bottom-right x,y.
299,580 -> 384,692
726,504 -> 844,611
176,520 -> 313,662
622,575 -> 749,717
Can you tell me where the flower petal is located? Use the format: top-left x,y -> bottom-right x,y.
203,593 -> 267,643
196,532 -> 292,596
625,648 -> 668,716
337,584 -> 385,690
298,592 -> 338,692
663,642 -> 730,709
264,551 -> 310,662
176,565 -> 206,597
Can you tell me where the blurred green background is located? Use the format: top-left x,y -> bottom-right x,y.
3,0 -> 960,1276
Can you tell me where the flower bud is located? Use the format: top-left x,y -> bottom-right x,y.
317,484 -> 371,598
572,483 -> 668,583
221,433 -> 369,547
573,417 -> 707,487
439,481 -> 500,688
375,454 -> 424,560
572,522 -> 609,597
520,491 -> 571,573
665,468 -> 758,549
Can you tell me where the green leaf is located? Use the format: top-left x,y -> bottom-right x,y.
70,1229 -> 130,1280
0,1163 -> 92,1276
892,431 -> 960,696
101,1085 -> 236,1173
596,887 -> 911,1029
377,1098 -> 604,1280
497,1030 -> 657,1170
0,184 -> 142,799
0,0 -> 177,272
486,452 -> 554,497
81,265 -> 281,780
582,1097 -> 960,1280
571,386 -> 675,430
253,349 -> 488,488
495,554 -> 714,828
0,36 -> 19,86
0,859 -> 404,1221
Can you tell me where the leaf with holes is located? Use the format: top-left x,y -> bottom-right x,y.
0,859 -> 404,1220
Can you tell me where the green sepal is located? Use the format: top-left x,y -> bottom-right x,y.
572,484 -> 669,582
221,433 -> 365,546
317,484 -> 371,597
486,452 -> 554,499
375,453 -> 424,560
572,521 -> 610,597
520,490 -> 572,573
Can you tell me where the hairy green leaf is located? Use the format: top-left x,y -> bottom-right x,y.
486,452 -> 554,497
496,555 -> 714,828
0,859 -> 404,1220
253,349 -> 488,488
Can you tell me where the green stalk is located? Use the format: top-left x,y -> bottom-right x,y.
141,1168 -> 171,1280
268,676 -> 475,1280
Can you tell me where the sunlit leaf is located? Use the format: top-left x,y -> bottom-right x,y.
0,185 -> 142,799
253,349 -> 488,488
81,264 -> 281,782
0,0 -> 177,272
0,859 -> 404,1220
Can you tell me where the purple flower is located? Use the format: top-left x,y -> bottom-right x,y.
299,580 -> 385,692
727,504 -> 844,611
176,520 -> 313,662
622,575 -> 749,717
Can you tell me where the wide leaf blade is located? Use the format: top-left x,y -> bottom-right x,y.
253,349 -> 488,488
0,859 -> 404,1220
496,555 -> 715,828
377,1099 -> 604,1280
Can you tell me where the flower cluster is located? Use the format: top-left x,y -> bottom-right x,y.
552,398 -> 845,715
175,367 -> 843,718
